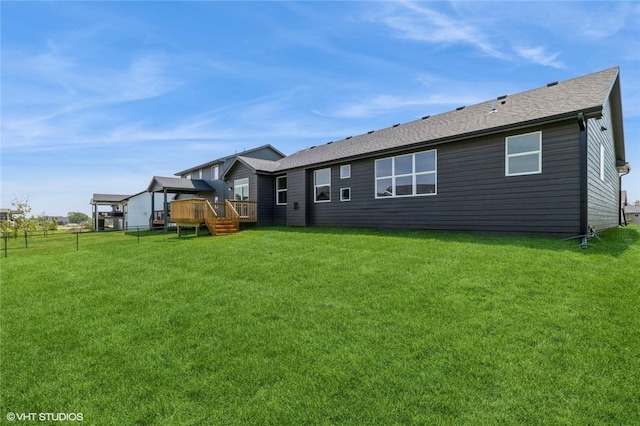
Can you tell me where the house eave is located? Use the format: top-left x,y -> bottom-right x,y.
276,108 -> 603,173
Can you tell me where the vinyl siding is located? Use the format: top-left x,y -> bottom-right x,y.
257,174 -> 275,225
126,192 -> 176,229
286,169 -> 308,226
274,175 -> 287,226
586,97 -> 620,231
226,163 -> 257,201
306,122 -> 582,235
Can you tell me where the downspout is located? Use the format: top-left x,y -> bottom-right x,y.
578,113 -> 588,236
619,165 -> 631,226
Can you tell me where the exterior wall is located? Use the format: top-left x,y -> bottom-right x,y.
243,146 -> 284,162
286,169 -> 308,226
178,163 -> 220,181
586,97 -> 620,231
303,121 -> 582,235
126,192 -> 176,229
226,162 -> 257,202
274,174 -> 287,226
257,174 -> 275,226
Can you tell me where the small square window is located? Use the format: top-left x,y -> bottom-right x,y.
340,188 -> 351,201
340,164 -> 351,179
506,131 -> 542,176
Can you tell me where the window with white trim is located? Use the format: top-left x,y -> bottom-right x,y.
599,143 -> 605,181
340,164 -> 351,179
198,170 -> 203,179
340,187 -> 351,201
234,178 -> 249,201
276,176 -> 287,205
375,150 -> 437,198
314,168 -> 331,202
212,165 -> 219,180
505,131 -> 542,176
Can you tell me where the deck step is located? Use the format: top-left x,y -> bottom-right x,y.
205,218 -> 238,235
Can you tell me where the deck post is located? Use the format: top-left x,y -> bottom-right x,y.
163,190 -> 168,233
150,193 -> 155,229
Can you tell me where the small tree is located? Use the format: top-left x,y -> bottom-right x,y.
11,197 -> 35,235
35,214 -> 57,232
68,211 -> 90,224
635,200 -> 640,206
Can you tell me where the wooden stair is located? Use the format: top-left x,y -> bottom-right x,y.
205,218 -> 238,235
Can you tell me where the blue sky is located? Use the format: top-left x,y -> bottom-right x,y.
2,1 -> 639,216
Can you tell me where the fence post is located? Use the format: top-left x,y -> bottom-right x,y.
76,232 -> 79,251
3,233 -> 7,258
24,230 -> 28,248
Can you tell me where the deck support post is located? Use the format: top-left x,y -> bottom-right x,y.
163,190 -> 168,233
150,193 -> 155,229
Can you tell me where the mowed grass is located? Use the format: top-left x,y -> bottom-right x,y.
1,226 -> 639,425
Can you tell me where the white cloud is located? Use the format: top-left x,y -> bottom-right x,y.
372,1 -> 506,59
313,91 -> 485,119
514,46 -> 565,69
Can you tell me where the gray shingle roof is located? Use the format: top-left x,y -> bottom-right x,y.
147,176 -> 214,192
235,156 -> 282,173
276,67 -> 620,171
625,205 -> 640,214
174,144 -> 285,175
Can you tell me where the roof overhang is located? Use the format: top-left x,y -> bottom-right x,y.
146,176 -> 214,193
90,194 -> 131,205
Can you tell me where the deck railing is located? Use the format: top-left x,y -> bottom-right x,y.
170,198 -> 217,223
226,200 -> 240,231
170,198 -> 257,224
229,200 -> 258,222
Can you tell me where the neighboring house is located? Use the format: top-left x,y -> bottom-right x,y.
117,145 -> 285,232
0,208 -> 14,224
174,144 -> 285,182
123,191 -> 177,229
625,205 -> 640,225
219,67 -> 629,237
90,194 -> 130,231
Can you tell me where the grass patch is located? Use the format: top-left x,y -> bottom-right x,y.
2,226 -> 639,424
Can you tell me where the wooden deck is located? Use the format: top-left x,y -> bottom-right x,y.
170,198 -> 257,236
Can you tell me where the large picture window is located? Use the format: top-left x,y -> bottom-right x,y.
375,150 -> 437,198
234,178 -> 249,201
505,131 -> 542,176
314,168 -> 331,202
276,176 -> 287,205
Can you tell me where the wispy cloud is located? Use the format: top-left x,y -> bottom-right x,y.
374,1 -> 506,59
369,1 -> 575,69
3,47 -> 182,150
312,91 -> 485,119
514,46 -> 565,69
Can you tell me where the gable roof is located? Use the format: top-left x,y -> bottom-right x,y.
174,144 -> 285,176
275,67 -> 622,171
146,176 -> 214,193
223,155 -> 282,177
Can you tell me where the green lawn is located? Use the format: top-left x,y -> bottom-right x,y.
2,226 -> 639,425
